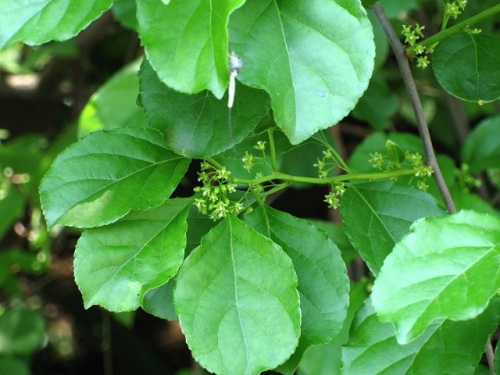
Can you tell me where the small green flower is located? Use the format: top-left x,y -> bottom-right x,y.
415,165 -> 434,178
216,167 -> 231,180
324,192 -> 340,209
369,152 -> 384,170
416,56 -> 429,69
416,180 -> 429,191
334,183 -> 346,196
194,198 -> 207,214
242,151 -> 255,172
254,140 -> 267,151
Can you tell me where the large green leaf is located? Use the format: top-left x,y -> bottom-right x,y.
298,281 -> 368,375
229,0 -> 374,144
340,181 -> 447,275
79,60 -> 149,138
0,308 -> 45,356
136,0 -> 244,98
433,33 -> 500,104
0,0 -> 113,49
245,206 -> 349,373
371,210 -> 500,344
174,215 -> 301,375
142,279 -> 177,320
74,199 -> 190,312
40,128 -> 190,228
352,74 -> 399,131
139,59 -> 270,158
342,297 -> 500,375
462,115 -> 500,173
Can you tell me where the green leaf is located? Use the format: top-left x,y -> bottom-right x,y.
308,220 -> 357,265
342,296 -> 500,375
74,198 -> 190,312
136,0 -> 244,98
40,128 -> 190,228
0,308 -> 45,356
0,186 -> 25,241
139,59 -> 270,158
0,358 -> 30,375
245,206 -> 349,373
79,60 -> 149,138
371,210 -> 500,344
340,181 -> 447,275
174,215 -> 301,375
352,74 -> 399,130
0,0 -> 113,49
298,281 -> 369,375
112,0 -> 138,30
229,0 -> 374,144
142,279 -> 177,320
433,33 -> 500,104
462,115 -> 500,173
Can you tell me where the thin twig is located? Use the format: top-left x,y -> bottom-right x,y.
373,2 -> 456,213
485,340 -> 495,375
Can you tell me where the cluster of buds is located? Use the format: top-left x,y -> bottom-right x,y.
455,163 -> 481,191
446,0 -> 467,20
193,161 -> 243,220
369,145 -> 434,190
241,140 -> 267,172
313,149 -> 339,179
401,24 -> 435,69
324,183 -> 346,209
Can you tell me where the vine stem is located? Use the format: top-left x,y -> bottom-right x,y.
235,169 -> 417,186
417,4 -> 500,49
373,2 -> 456,214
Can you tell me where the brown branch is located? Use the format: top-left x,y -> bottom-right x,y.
373,2 -> 456,213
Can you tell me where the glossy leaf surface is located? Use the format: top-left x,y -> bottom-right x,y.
372,210 -> 500,343
139,59 -> 270,158
343,297 -> 500,375
340,181 -> 447,275
174,215 -> 301,375
40,128 -> 190,228
229,0 -> 374,144
136,0 -> 244,98
79,60 -> 149,137
433,33 -> 500,103
142,280 -> 177,320
245,206 -> 349,373
74,199 -> 190,312
0,0 -> 113,49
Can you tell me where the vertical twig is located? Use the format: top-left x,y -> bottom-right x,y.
485,340 -> 495,375
373,3 -> 456,213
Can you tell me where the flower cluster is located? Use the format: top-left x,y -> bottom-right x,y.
314,149 -> 339,178
193,161 -> 243,220
369,146 -> 434,190
241,140 -> 267,172
324,183 -> 346,209
401,24 -> 434,69
446,0 -> 467,20
455,163 -> 481,191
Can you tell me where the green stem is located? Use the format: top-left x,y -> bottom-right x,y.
417,4 -> 500,48
234,169 -> 417,186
